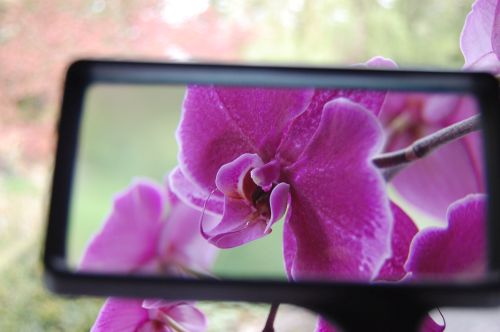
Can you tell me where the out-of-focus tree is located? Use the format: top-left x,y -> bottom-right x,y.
214,0 -> 472,66
0,0 -> 248,174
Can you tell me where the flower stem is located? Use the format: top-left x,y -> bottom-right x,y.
262,303 -> 280,332
373,114 -> 481,180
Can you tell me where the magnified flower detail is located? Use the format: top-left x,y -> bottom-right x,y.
83,75 -> 487,332
174,85 -> 393,281
281,98 -> 391,281
83,85 -> 486,330
200,153 -> 290,248
379,93 -> 484,221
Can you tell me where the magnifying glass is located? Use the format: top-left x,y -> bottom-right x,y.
43,60 -> 500,331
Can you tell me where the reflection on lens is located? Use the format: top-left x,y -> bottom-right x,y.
71,85 -> 486,285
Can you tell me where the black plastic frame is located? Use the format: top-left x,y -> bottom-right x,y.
44,60 -> 500,331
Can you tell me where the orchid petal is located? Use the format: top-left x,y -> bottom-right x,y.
358,56 -> 399,69
425,95 -> 484,189
421,94 -> 461,124
284,98 -> 392,280
91,298 -> 149,332
494,4 -> 500,58
460,0 -> 500,69
202,154 -> 288,248
266,182 -> 290,233
278,78 -> 387,165
419,315 -> 445,332
215,153 -> 263,197
212,86 -> 313,158
405,194 -> 486,280
177,85 -> 312,191
158,185 -> 219,273
378,92 -> 424,129
80,180 -> 164,273
137,322 -> 173,332
201,196 -> 268,248
163,302 -> 207,332
283,210 -> 296,279
392,139 -> 482,221
169,167 -> 224,215
466,52 -> 500,72
315,318 -> 339,332
376,202 -> 418,281
141,300 -> 206,332
251,159 -> 281,191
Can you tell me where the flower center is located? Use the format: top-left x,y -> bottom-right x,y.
242,171 -> 272,219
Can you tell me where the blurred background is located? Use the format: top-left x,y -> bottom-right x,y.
3,0 -> 498,331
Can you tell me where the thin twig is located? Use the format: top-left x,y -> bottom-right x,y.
262,303 -> 280,332
373,114 -> 481,180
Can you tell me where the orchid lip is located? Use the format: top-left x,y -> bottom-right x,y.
200,154 -> 290,248
243,171 -> 274,218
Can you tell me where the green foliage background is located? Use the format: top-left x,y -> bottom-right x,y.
217,0 -> 471,67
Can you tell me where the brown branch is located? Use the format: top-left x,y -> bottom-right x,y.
262,303 -> 280,332
373,114 -> 482,180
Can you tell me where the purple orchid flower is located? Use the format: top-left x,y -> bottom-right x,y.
91,298 -> 206,332
80,178 -> 218,276
173,67 -> 395,282
461,0 -> 500,73
80,179 -> 219,332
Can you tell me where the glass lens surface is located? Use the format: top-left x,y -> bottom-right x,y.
70,83 -> 486,283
